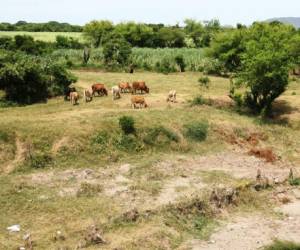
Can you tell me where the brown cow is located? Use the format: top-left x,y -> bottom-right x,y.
132,81 -> 149,94
131,96 -> 148,109
70,92 -> 79,105
119,82 -> 132,93
92,83 -> 108,96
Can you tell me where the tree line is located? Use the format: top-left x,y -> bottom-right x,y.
83,19 -> 222,48
0,21 -> 82,32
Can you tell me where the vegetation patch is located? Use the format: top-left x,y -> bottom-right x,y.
184,121 -> 209,142
27,152 -> 53,169
263,240 -> 300,250
76,182 -> 103,197
143,126 -> 179,146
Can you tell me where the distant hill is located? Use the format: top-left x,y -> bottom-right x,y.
266,17 -> 300,28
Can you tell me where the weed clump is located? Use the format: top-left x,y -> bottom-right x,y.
184,121 -> 209,142
191,95 -> 208,106
263,240 -> 300,250
77,183 -> 103,197
119,116 -> 135,135
29,152 -> 53,169
143,126 -> 179,146
198,76 -> 210,89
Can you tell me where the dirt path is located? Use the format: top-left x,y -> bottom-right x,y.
182,198 -> 300,250
3,137 -> 27,174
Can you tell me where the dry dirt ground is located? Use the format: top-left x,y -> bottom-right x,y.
16,149 -> 300,249
182,199 -> 300,250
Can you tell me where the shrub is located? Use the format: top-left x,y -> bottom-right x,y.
0,52 -> 77,104
184,121 -> 209,142
115,134 -> 142,152
29,152 -> 53,169
156,58 -> 176,74
0,59 -> 48,104
198,76 -> 211,89
143,126 -> 179,146
119,116 -> 135,134
91,131 -> 110,145
0,130 -> 10,142
263,240 -> 300,250
289,178 -> 300,186
191,95 -> 208,106
56,35 -> 83,49
175,55 -> 186,72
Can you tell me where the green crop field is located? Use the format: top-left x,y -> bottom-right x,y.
1,69 -> 300,249
0,31 -> 84,42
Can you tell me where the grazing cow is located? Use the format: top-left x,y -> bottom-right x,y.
167,90 -> 177,103
132,81 -> 149,94
131,96 -> 148,109
70,92 -> 79,105
83,88 -> 93,102
92,83 -> 108,96
64,86 -> 76,101
119,82 -> 132,93
112,86 -> 121,100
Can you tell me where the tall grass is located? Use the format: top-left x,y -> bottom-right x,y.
52,47 -> 206,72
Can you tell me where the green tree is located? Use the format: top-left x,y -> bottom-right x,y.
184,19 -> 204,47
83,20 -> 114,47
103,34 -> 132,67
115,22 -> 154,47
207,28 -> 246,72
231,22 -> 295,115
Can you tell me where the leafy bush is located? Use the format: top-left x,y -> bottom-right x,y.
56,35 -> 83,49
0,51 -> 77,104
119,116 -> 135,134
29,152 -> 53,169
155,58 -> 176,74
0,36 -> 14,50
0,57 -> 49,104
289,178 -> 300,186
184,121 -> 209,142
175,55 -> 186,72
191,95 -> 208,106
115,134 -> 142,152
143,126 -> 179,145
263,240 -> 300,250
0,130 -> 10,142
198,76 -> 211,89
14,35 -> 53,55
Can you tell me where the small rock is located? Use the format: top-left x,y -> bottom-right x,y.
208,240 -> 216,244
7,224 -> 20,232
23,233 -> 31,241
292,189 -> 300,199
54,230 -> 66,241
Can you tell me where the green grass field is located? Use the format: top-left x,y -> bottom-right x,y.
0,70 -> 300,249
0,31 -> 84,42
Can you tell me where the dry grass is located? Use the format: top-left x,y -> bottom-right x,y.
0,71 -> 300,249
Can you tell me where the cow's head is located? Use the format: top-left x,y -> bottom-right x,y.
145,87 -> 150,93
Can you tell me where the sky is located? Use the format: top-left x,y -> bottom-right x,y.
1,0 -> 300,26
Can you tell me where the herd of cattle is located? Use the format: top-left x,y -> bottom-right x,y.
67,81 -> 177,109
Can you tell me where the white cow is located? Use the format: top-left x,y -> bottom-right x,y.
83,88 -> 93,102
112,86 -> 121,100
166,90 -> 177,103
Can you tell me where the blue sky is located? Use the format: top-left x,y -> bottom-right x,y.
1,0 -> 300,26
